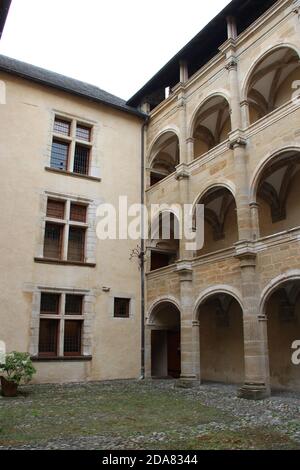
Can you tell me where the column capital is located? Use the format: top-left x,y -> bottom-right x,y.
192,320 -> 200,328
186,137 -> 195,145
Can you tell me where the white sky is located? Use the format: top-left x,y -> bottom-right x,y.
0,0 -> 231,100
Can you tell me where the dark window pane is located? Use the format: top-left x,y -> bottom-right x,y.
73,144 -> 89,175
67,227 -> 85,262
40,293 -> 60,315
54,118 -> 70,136
70,203 -> 87,223
47,199 -> 65,219
64,321 -> 82,355
44,223 -> 63,259
76,125 -> 91,142
50,140 -> 69,171
65,295 -> 83,315
114,298 -> 130,318
39,319 -> 59,356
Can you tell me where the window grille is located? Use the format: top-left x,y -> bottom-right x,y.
46,199 -> 65,219
50,140 -> 69,171
114,298 -> 130,318
73,144 -> 90,175
43,223 -> 63,259
70,203 -> 87,223
64,321 -> 82,355
65,295 -> 83,315
40,293 -> 60,315
54,118 -> 70,136
76,125 -> 91,142
67,227 -> 85,262
38,319 -> 59,356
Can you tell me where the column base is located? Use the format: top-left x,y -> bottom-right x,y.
237,383 -> 270,400
176,375 -> 200,389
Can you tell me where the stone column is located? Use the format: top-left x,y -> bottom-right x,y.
192,320 -> 201,380
236,248 -> 270,399
250,202 -> 260,240
144,325 -> 152,378
177,262 -> 198,385
186,137 -> 195,163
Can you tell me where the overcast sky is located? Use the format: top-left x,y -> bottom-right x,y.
0,0 -> 231,100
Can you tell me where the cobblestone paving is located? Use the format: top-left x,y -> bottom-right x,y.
0,380 -> 299,450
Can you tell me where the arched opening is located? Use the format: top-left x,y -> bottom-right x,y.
149,132 -> 180,187
264,280 -> 300,391
194,186 -> 238,256
256,150 -> 300,237
150,301 -> 181,379
192,96 -> 231,159
247,47 -> 300,124
197,293 -> 244,384
149,212 -> 180,271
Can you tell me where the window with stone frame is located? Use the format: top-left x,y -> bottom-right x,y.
38,292 -> 84,357
43,197 -> 88,262
50,116 -> 92,176
114,298 -> 131,318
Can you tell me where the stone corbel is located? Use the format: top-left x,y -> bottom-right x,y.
225,57 -> 238,71
175,163 -> 190,180
176,261 -> 193,282
228,130 -> 247,149
234,241 -> 257,268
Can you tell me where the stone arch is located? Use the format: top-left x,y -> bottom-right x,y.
250,147 -> 300,236
250,145 -> 300,202
188,91 -> 232,139
148,130 -> 180,187
148,209 -> 181,271
147,296 -> 181,325
194,285 -> 244,321
259,270 -> 300,316
195,287 -> 245,384
148,299 -> 181,378
192,184 -> 239,256
189,93 -> 232,159
259,270 -> 300,391
242,44 -> 300,124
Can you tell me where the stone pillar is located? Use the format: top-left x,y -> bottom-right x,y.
179,61 -> 188,84
192,320 -> 201,380
236,248 -> 270,399
250,202 -> 260,240
186,137 -> 195,163
177,263 -> 198,385
240,100 -> 250,129
144,325 -> 152,378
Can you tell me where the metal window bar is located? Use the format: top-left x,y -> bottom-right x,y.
43,223 -> 63,259
46,199 -> 65,219
40,293 -> 60,315
65,295 -> 83,315
54,118 -> 71,136
76,125 -> 91,142
73,144 -> 90,175
38,319 -> 59,355
64,320 -> 82,355
114,298 -> 130,318
50,140 -> 69,171
70,203 -> 87,223
67,227 -> 85,262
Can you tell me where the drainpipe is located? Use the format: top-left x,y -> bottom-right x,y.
140,115 -> 149,379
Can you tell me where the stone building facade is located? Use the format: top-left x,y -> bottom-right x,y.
1,0 -> 300,397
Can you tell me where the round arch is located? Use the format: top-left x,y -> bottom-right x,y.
188,91 -> 232,139
249,145 -> 300,202
193,285 -> 244,321
147,128 -> 180,165
241,42 -> 300,101
191,180 -> 237,212
147,296 -> 181,325
259,270 -> 300,316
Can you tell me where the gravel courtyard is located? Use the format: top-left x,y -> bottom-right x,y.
0,380 -> 299,450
